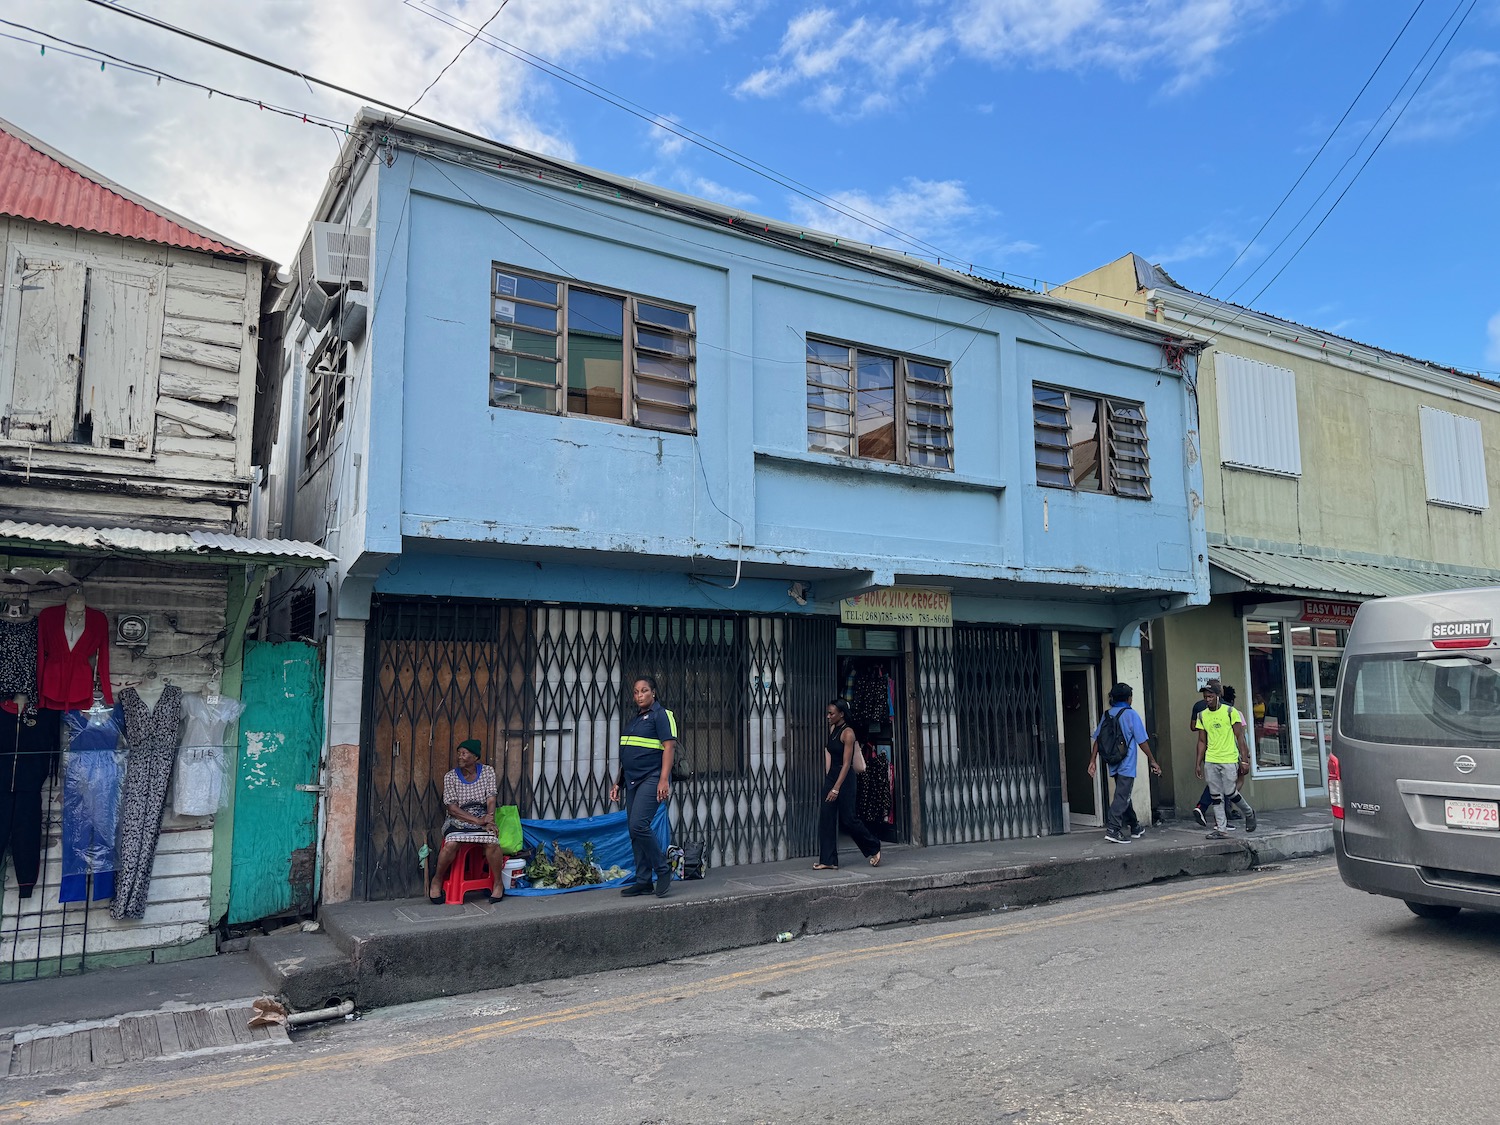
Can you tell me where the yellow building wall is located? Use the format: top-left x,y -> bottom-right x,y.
1057,255 -> 1500,569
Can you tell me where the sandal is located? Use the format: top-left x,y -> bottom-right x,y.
869,853 -> 882,867
812,863 -> 838,870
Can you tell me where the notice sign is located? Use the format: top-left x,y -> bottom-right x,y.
1302,600 -> 1360,626
841,588 -> 952,628
1195,663 -> 1221,690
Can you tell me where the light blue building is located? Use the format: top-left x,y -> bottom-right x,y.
258,111 -> 1208,903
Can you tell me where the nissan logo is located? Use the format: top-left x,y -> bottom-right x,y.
1455,755 -> 1477,775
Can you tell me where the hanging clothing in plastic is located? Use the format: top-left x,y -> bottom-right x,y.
112,685 -> 183,920
172,692 -> 244,817
60,705 -> 125,903
0,706 -> 60,899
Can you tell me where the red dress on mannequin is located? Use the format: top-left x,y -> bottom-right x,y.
36,605 -> 112,711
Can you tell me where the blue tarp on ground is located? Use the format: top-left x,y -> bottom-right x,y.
509,804 -> 670,895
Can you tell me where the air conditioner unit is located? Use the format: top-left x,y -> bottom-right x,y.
336,290 -> 369,343
300,284 -> 338,331
312,221 -> 372,290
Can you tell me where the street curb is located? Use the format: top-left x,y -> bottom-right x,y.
278,828 -> 1332,1012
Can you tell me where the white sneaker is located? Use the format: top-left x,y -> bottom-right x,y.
1221,824 -> 1237,832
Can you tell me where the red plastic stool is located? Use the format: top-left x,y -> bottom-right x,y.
443,843 -> 500,904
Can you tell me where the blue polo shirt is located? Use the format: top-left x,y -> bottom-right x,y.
1093,703 -> 1148,778
620,701 -> 678,784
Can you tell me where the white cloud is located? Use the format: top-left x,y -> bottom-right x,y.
1393,50 -> 1500,144
650,114 -> 689,158
1487,310 -> 1500,367
0,0 -> 740,264
787,177 -> 986,247
735,8 -> 948,116
738,0 -> 1272,114
1147,227 -> 1251,267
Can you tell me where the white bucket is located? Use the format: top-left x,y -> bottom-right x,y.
501,858 -> 527,890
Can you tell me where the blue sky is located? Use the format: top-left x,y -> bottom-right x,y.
3,1 -> 1497,373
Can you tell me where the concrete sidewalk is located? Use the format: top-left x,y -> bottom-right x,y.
258,806 -> 1333,1011
0,808 -> 1333,1035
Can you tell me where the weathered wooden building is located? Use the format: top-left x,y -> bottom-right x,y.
0,116 -> 331,979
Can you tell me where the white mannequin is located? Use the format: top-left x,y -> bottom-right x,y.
63,590 -> 86,648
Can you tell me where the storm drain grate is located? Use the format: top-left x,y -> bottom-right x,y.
1,1004 -> 291,1078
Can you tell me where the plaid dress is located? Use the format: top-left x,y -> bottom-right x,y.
442,763 -> 498,843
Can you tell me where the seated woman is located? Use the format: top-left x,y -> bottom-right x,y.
428,738 -> 505,904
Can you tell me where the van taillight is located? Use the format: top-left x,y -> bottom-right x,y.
1328,753 -> 1343,820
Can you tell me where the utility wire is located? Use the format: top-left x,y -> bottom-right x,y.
1202,0 -> 1430,297
1239,0 -> 1478,311
1219,0 -> 1471,305
394,0 -> 510,123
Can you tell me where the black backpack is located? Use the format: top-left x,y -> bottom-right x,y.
1096,709 -> 1132,768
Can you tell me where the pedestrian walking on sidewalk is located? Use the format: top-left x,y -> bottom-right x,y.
1088,682 -> 1161,844
610,675 -> 677,899
814,698 -> 882,870
1195,680 -> 1254,839
1189,684 -> 1253,829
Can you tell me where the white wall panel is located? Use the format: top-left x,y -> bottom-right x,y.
1421,405 -> 1489,511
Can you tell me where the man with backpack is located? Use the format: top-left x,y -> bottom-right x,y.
1194,679 -> 1255,839
1088,682 -> 1162,844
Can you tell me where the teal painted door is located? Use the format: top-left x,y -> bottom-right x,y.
229,640 -> 325,924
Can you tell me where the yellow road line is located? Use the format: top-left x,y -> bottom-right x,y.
0,862 -> 1331,1120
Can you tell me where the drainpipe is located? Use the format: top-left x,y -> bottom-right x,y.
210,564 -> 271,931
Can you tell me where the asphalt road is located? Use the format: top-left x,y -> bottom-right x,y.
4,856 -> 1498,1124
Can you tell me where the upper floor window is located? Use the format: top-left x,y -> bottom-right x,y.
303,336 -> 348,474
1420,405 -> 1489,512
1,246 -> 163,451
1215,352 -> 1301,477
805,338 -> 952,470
1033,384 -> 1150,499
489,264 -> 695,433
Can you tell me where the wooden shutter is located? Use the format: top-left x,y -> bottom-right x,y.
6,256 -> 86,443
80,267 -> 158,450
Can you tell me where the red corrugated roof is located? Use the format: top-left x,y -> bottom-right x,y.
0,119 -> 252,258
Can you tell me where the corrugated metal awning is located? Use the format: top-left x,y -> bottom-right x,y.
0,521 -> 333,568
1209,545 -> 1500,600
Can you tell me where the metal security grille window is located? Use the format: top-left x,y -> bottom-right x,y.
916,624 -> 1062,844
1032,384 -> 1150,499
359,597 -> 830,900
489,264 -> 696,433
805,338 -> 953,469
302,337 -> 347,475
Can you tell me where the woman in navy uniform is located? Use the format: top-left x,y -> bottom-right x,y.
610,675 -> 677,898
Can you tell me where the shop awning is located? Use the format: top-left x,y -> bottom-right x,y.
0,521 -> 334,568
1209,544 -> 1500,600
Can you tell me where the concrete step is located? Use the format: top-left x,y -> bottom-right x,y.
246,929 -> 358,1014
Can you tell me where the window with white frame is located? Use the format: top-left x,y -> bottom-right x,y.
1032,384 -> 1150,499
805,338 -> 953,469
1215,352 -> 1301,476
1,246 -> 164,451
488,264 -> 696,433
1420,405 -> 1489,511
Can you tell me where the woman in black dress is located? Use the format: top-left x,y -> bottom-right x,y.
814,698 -> 882,870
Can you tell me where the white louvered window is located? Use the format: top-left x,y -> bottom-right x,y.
1215,353 -> 1301,477
1420,406 -> 1489,512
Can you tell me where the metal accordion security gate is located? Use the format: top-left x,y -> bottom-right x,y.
916,623 -> 1063,844
358,597 -> 832,901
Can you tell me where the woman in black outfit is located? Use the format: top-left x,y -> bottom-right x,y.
815,698 -> 883,870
